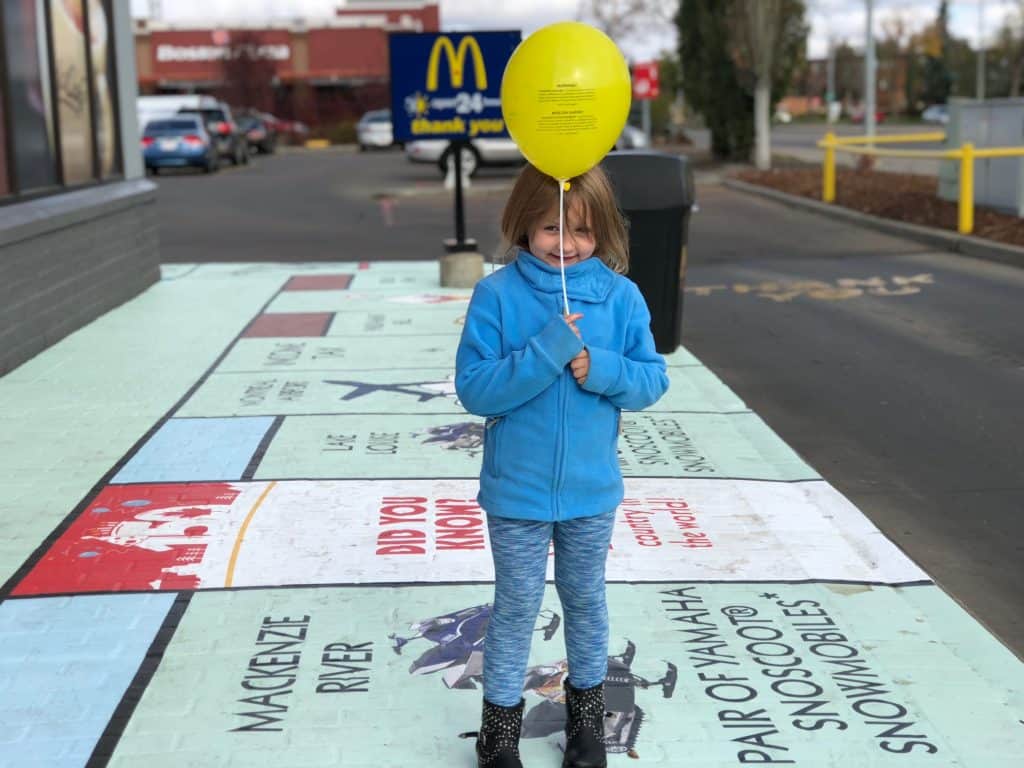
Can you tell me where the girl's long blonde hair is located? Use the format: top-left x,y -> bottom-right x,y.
500,163 -> 630,274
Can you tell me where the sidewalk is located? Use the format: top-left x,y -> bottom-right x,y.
0,260 -> 1022,767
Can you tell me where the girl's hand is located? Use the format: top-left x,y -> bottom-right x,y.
563,312 -> 584,339
570,348 -> 590,385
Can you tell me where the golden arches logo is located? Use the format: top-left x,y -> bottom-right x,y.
426,36 -> 487,92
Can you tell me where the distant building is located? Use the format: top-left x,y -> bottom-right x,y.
793,54 -> 912,117
133,0 -> 440,125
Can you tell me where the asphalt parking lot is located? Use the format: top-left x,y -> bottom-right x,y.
151,145 -> 517,264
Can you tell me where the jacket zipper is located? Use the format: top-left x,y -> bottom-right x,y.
485,416 -> 502,477
552,369 -> 567,520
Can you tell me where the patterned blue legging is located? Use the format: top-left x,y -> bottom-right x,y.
483,509 -> 616,707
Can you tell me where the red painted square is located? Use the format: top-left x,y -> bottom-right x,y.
283,274 -> 354,291
243,313 -> 332,337
13,483 -> 243,595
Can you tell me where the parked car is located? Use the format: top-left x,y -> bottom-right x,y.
773,107 -> 793,124
357,109 -> 394,150
405,137 -> 522,176
141,116 -> 218,174
405,126 -> 649,177
274,119 -> 309,146
850,107 -> 887,124
922,104 -> 949,125
615,125 -> 650,150
178,102 -> 249,165
137,93 -> 219,136
237,112 -> 278,154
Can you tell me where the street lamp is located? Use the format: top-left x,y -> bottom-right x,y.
865,0 -> 876,138
977,0 -> 987,99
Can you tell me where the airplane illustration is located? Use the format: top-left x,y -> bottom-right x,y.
323,376 -> 458,402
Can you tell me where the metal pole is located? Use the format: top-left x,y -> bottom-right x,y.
443,141 -> 477,253
826,37 -> 836,122
976,0 -> 986,99
453,142 -> 465,246
823,132 -> 837,202
642,99 -> 651,144
865,0 -> 876,138
959,142 -> 975,234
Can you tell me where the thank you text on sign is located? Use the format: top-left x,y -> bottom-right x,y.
388,31 -> 521,142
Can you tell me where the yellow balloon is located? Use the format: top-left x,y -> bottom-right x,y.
501,22 -> 631,180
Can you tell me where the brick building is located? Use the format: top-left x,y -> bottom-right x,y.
133,0 -> 440,125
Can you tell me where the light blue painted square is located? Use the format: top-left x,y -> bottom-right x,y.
112,417 -> 274,483
0,593 -> 176,767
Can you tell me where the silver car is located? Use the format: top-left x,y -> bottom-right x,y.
921,104 -> 949,125
357,109 -> 394,150
405,126 -> 651,177
405,138 -> 521,176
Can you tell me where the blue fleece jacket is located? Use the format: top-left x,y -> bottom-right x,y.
455,250 -> 669,521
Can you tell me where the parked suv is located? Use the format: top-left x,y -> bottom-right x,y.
178,102 -> 249,165
237,112 -> 279,154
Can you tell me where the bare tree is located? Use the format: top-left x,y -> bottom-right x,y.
218,31 -> 277,113
576,0 -> 674,46
1011,1 -> 1024,96
879,10 -> 912,51
732,0 -> 783,169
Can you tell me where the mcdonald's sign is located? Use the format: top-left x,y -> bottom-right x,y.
388,31 -> 520,143
426,36 -> 487,92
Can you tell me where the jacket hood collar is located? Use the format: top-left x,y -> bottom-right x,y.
514,249 -> 615,302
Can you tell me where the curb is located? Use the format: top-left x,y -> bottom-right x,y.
723,177 -> 1024,269
279,143 -> 359,154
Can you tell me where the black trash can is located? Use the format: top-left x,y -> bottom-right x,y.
600,151 -> 695,353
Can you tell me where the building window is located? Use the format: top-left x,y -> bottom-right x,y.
1,0 -> 123,201
51,0 -> 93,184
88,0 -> 120,178
3,0 -> 60,192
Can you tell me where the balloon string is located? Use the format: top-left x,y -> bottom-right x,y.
559,178 -> 571,455
559,178 -> 569,316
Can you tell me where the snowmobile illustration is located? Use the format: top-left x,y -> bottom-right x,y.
519,640 -> 677,757
412,422 -> 484,457
393,604 -> 677,757
389,603 -> 560,690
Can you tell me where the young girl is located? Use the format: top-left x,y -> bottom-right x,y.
455,163 -> 669,767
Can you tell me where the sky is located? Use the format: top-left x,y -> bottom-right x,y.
131,0 -> 1023,61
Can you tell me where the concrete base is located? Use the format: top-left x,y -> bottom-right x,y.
439,251 -> 484,288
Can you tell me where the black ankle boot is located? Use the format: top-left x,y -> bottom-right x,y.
562,680 -> 608,768
460,698 -> 524,767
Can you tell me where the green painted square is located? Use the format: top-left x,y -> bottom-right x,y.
254,415 -> 483,479
618,411 -> 819,480
178,370 -> 462,417
108,583 -> 1024,767
327,307 -> 466,337
218,337 -> 456,373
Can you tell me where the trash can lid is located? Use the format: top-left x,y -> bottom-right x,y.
600,150 -> 695,210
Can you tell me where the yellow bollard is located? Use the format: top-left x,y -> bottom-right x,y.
959,143 -> 975,235
822,132 -> 836,203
